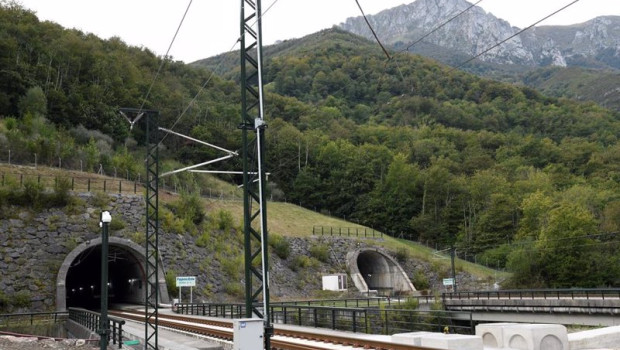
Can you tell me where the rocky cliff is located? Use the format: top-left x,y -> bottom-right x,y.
339,0 -> 620,69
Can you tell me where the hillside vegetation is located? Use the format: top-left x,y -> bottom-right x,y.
0,3 -> 618,289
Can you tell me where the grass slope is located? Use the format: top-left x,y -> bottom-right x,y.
205,198 -> 509,281
0,163 -> 508,282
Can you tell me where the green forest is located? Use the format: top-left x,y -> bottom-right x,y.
0,2 -> 618,288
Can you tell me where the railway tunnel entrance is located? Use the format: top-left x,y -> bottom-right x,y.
346,248 -> 416,296
56,237 -> 170,311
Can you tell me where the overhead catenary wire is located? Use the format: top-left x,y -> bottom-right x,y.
354,0 -> 391,60
401,0 -> 484,54
158,0 -> 281,147
137,0 -> 194,115
453,0 -> 581,70
317,0 -> 484,105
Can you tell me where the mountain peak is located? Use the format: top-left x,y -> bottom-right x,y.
338,0 -> 619,69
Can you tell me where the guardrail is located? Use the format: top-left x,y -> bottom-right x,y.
175,301 -> 473,334
68,308 -> 125,349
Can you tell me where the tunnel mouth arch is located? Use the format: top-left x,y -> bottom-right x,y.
56,237 -> 170,311
346,248 -> 416,296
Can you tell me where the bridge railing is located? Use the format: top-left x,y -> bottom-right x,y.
68,308 -> 125,349
175,303 -> 246,318
443,288 -> 620,301
274,296 -> 437,308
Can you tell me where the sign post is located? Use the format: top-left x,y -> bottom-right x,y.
176,276 -> 196,304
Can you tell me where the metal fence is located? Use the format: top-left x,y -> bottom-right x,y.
68,308 -> 125,349
175,301 -> 474,334
0,311 -> 68,328
0,172 -> 141,194
275,296 -> 438,308
312,226 -> 382,238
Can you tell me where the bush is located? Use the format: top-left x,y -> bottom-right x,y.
224,282 -> 244,297
289,255 -> 317,272
221,255 -> 243,278
217,210 -> 234,231
395,247 -> 410,263
109,217 -> 126,231
22,179 -> 44,207
269,234 -> 290,259
309,243 -> 330,263
92,191 -> 110,208
165,271 -> 178,297
13,290 -> 31,308
477,244 -> 512,269
412,270 -> 430,290
196,232 -> 211,248
52,176 -> 72,206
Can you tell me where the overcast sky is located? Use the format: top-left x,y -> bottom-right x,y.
16,0 -> 620,63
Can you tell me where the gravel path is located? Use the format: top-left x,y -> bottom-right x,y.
0,336 -> 99,350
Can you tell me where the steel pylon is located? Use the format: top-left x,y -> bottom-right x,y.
119,108 -> 160,350
239,0 -> 273,347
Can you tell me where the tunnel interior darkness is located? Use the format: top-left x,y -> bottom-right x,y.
65,244 -> 145,309
357,250 -> 392,293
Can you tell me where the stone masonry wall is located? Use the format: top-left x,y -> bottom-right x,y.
0,193 -> 486,313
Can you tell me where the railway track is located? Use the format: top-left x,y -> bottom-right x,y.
109,309 -> 434,350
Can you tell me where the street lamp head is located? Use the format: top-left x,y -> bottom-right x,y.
101,211 -> 112,223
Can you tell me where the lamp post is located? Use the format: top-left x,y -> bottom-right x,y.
99,211 -> 111,350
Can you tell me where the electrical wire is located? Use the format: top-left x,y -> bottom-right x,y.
401,0 -> 484,54
354,0 -> 391,60
453,0 -> 581,70
137,0 -> 194,114
158,0 -> 281,146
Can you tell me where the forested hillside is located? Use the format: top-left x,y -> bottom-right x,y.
1,3 -> 619,288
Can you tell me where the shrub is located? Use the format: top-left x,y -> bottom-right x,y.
412,270 -> 430,290
309,243 -> 330,263
269,234 -> 290,259
129,231 -> 145,244
224,282 -> 244,297
217,210 -> 234,231
290,255 -> 317,272
13,290 -> 31,308
401,297 -> 420,310
52,176 -> 72,206
92,191 -> 110,208
196,232 -> 211,248
165,271 -> 178,297
22,179 -> 44,207
109,217 -> 126,231
221,255 -> 243,278
395,247 -> 410,263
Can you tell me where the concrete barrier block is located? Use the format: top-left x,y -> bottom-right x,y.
391,331 -> 433,346
419,333 -> 483,350
567,325 -> 620,350
475,323 -> 519,348
503,324 -> 568,350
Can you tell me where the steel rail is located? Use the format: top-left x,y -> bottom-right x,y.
109,310 -> 435,350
